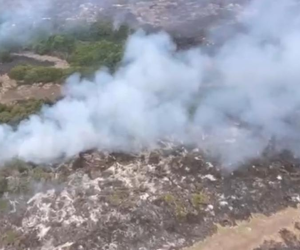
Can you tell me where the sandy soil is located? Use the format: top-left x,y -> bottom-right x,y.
186,206 -> 300,250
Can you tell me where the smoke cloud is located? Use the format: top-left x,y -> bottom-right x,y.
0,0 -> 53,46
1,0 -> 300,167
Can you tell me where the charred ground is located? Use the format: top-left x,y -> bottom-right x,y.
2,146 -> 300,249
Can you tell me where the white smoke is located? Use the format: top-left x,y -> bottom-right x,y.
1,0 -> 300,167
0,0 -> 52,46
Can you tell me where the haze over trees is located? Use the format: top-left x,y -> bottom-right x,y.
6,21 -> 130,84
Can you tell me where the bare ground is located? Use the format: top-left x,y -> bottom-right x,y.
0,83 -> 61,104
12,52 -> 70,69
187,206 -> 300,250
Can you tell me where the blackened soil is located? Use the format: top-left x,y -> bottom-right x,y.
70,148 -> 300,249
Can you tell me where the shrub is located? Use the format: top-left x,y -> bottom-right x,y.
68,41 -> 123,70
63,66 -> 98,79
8,65 -> 32,81
0,99 -> 45,124
32,34 -> 76,56
88,22 -> 130,42
24,67 -> 63,84
9,65 -> 63,84
191,192 -> 209,208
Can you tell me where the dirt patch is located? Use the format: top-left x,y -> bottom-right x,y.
12,52 -> 70,69
0,74 -> 17,94
185,206 -> 300,250
0,83 -> 61,104
256,226 -> 300,250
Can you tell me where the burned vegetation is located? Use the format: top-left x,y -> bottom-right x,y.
1,144 -> 300,249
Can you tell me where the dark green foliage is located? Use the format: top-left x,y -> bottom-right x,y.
24,67 -> 63,84
2,21 -> 130,85
30,21 -> 130,56
65,22 -> 128,71
0,99 -> 45,124
8,65 -> 31,81
114,25 -> 131,42
9,65 -> 64,84
65,21 -> 130,42
31,34 -> 76,56
88,22 -> 130,42
63,66 -> 98,78
69,41 -> 123,70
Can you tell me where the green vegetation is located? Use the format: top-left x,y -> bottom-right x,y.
64,21 -> 130,43
191,192 -> 209,208
0,160 -> 31,195
162,194 -> 189,219
30,22 -> 129,56
1,229 -> 21,246
31,34 -> 76,56
3,21 -> 131,85
108,190 -> 130,206
69,41 -> 123,70
0,99 -> 46,124
0,159 -> 54,198
162,193 -> 177,204
9,65 -> 64,84
161,191 -> 210,220
32,21 -> 129,72
0,199 -> 9,212
30,21 -> 129,57
32,167 -> 52,182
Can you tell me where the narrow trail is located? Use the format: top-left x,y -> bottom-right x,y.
185,206 -> 300,250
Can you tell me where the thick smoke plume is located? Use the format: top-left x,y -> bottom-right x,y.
1,0 -> 300,167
